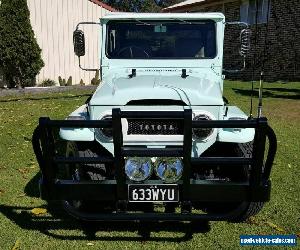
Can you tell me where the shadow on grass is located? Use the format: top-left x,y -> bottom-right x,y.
0,173 -> 211,242
0,203 -> 210,242
24,172 -> 41,198
0,93 -> 92,103
232,88 -> 300,100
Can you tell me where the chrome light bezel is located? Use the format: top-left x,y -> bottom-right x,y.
125,157 -> 153,182
66,115 -> 86,120
97,115 -> 113,140
192,113 -> 214,141
155,157 -> 183,183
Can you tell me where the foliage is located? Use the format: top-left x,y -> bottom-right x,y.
66,76 -> 72,86
0,0 -> 44,88
31,207 -> 47,215
79,79 -> 85,86
91,70 -> 101,85
38,79 -> 56,87
103,0 -> 182,12
58,76 -> 63,86
58,76 -> 67,86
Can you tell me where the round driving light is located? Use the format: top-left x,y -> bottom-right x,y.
192,114 -> 214,140
155,158 -> 183,183
98,115 -> 113,139
125,158 -> 153,182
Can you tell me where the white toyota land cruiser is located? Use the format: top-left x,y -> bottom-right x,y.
33,13 -> 277,223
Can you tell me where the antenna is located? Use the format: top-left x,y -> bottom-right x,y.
249,0 -> 260,118
258,0 -> 272,118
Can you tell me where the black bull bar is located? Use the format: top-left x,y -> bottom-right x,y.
32,109 -> 277,221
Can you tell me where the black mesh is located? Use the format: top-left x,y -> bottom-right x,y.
127,119 -> 183,135
192,115 -> 213,139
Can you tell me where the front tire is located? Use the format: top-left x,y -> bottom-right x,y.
63,141 -> 110,212
232,201 -> 264,222
230,142 -> 264,222
200,142 -> 265,222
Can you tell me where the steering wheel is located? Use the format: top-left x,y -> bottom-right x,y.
117,46 -> 150,58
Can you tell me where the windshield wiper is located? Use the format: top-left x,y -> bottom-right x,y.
172,18 -> 206,25
134,18 -> 198,26
172,18 -> 192,24
134,19 -> 154,26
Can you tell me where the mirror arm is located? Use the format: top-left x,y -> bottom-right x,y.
224,21 -> 249,28
78,57 -> 98,72
223,57 -> 246,74
223,21 -> 250,74
76,21 -> 101,30
75,22 -> 101,72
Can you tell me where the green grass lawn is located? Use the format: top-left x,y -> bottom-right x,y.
0,81 -> 299,249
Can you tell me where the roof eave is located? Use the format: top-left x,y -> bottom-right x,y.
162,2 -> 205,12
89,0 -> 117,12
162,0 -> 231,12
101,12 -> 225,21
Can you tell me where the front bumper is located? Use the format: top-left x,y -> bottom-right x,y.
32,109 -> 277,221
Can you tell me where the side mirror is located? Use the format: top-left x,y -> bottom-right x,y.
223,22 -> 251,74
73,30 -> 85,57
240,29 -> 251,57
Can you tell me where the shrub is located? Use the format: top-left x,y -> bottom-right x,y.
0,0 -> 44,88
91,70 -> 101,85
39,79 -> 56,87
58,76 -> 63,86
58,76 -> 67,86
66,76 -> 72,86
79,79 -> 85,86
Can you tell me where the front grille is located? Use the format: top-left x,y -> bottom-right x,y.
127,119 -> 183,135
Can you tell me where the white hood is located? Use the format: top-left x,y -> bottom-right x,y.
90,75 -> 223,106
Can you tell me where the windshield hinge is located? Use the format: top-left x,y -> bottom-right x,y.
211,64 -> 221,76
181,69 -> 189,79
128,69 -> 136,78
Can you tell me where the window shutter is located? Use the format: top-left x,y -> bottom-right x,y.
248,0 -> 257,24
240,0 -> 249,23
261,0 -> 271,23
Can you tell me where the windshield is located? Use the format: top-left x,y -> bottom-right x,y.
106,20 -> 216,59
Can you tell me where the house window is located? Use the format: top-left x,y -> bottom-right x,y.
240,0 -> 271,24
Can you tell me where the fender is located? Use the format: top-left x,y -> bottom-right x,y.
59,105 -> 94,141
218,106 -> 255,143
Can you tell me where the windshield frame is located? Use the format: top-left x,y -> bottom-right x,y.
105,19 -> 218,60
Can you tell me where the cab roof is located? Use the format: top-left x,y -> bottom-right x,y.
101,12 -> 225,22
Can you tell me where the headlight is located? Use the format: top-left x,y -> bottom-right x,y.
98,115 -> 113,139
125,158 -> 153,182
155,158 -> 183,183
192,114 -> 214,140
66,115 -> 86,120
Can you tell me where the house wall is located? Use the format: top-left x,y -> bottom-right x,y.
267,0 -> 300,82
27,0 -> 112,85
165,0 -> 300,82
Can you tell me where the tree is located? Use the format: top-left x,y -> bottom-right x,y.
0,0 -> 44,88
103,0 -> 157,12
103,0 -> 182,12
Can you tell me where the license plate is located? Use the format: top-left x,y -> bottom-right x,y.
128,184 -> 179,202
